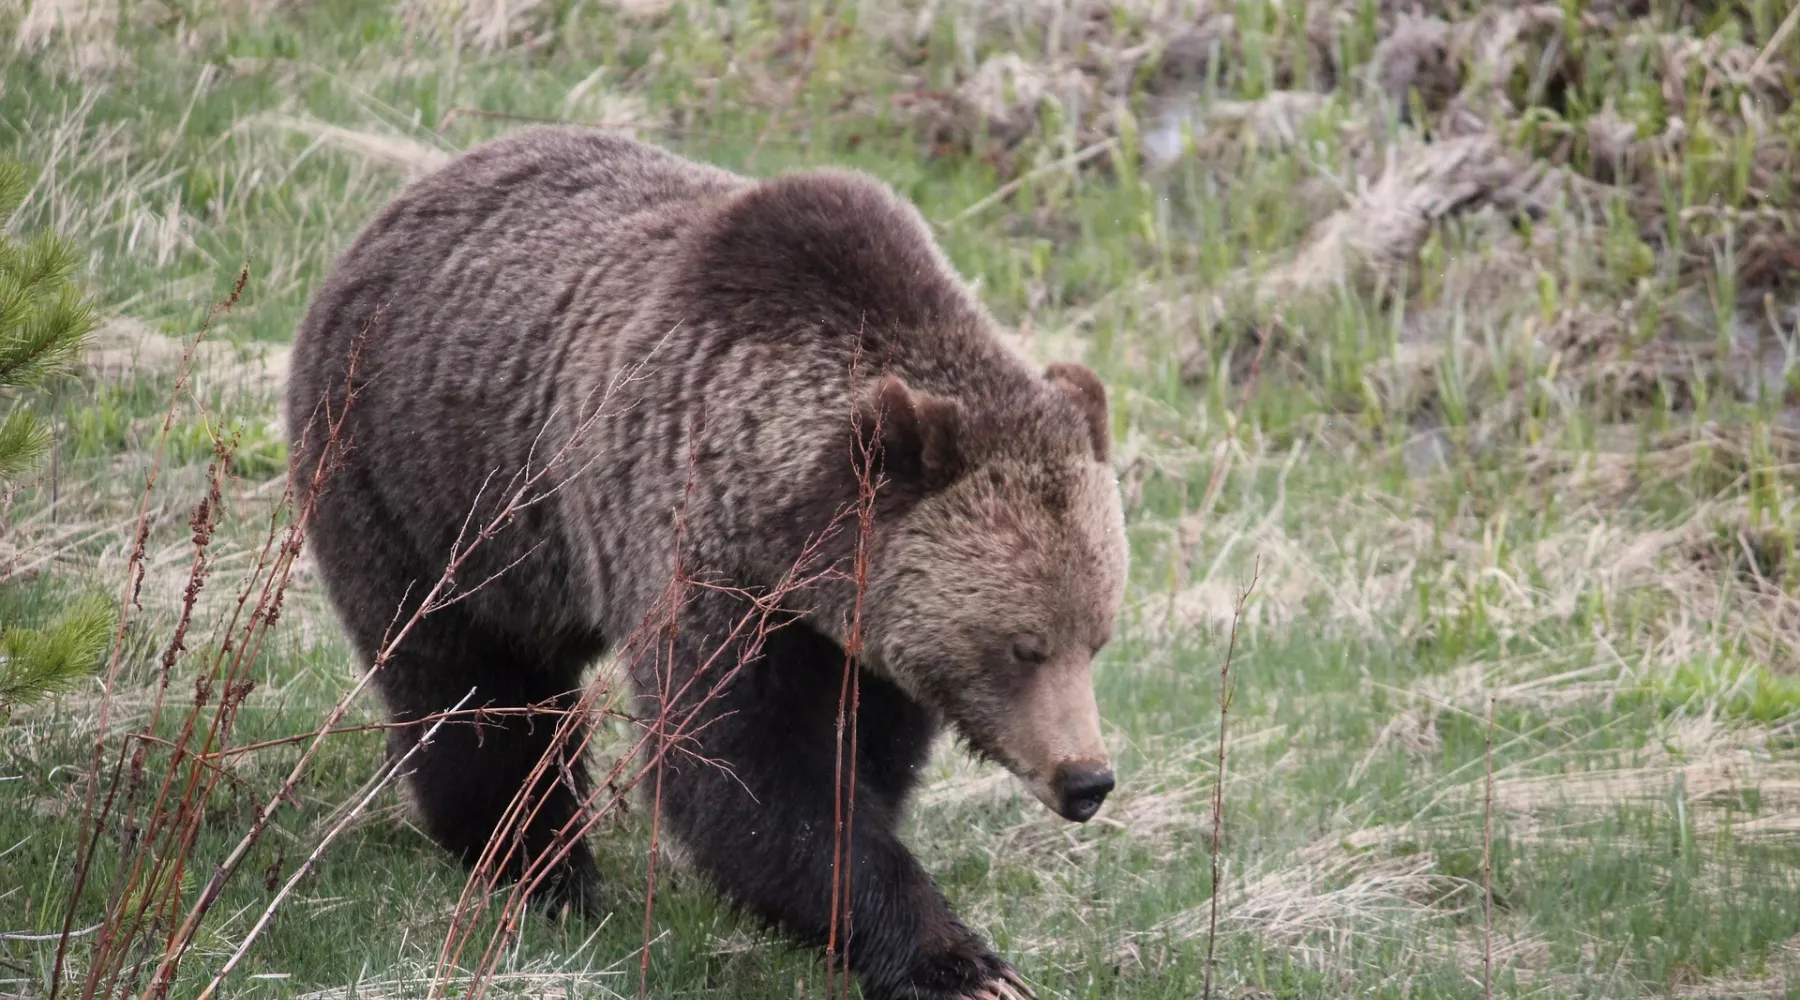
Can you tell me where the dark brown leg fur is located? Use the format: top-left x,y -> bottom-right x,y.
652,613 -> 1019,1000
373,609 -> 609,920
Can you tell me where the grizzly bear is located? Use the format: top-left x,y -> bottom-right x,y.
286,127 -> 1128,1000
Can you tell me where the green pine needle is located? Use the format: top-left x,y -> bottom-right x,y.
0,156 -> 99,484
0,593 -> 116,712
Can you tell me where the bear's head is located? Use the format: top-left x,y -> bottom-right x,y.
854,362 -> 1128,824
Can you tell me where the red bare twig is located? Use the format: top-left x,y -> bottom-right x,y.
1201,557 -> 1258,1000
50,266 -> 248,1000
130,313 -> 375,1000
193,688 -> 479,1000
635,416 -> 704,1000
827,330 -> 878,999
1483,694 -> 1496,1000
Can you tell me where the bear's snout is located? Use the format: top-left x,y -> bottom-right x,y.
1054,764 -> 1115,822
997,657 -> 1112,822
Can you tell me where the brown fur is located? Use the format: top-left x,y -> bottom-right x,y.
287,127 -> 1128,1000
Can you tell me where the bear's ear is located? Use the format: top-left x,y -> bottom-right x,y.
854,375 -> 963,493
1044,362 -> 1112,463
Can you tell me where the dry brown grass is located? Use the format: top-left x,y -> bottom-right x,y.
254,116 -> 454,180
1161,829 -> 1471,974
1114,415 -> 1800,684
80,315 -> 290,396
397,0 -> 553,53
10,0 -> 125,77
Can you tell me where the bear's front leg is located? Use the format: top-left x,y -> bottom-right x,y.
644,620 -> 1033,1000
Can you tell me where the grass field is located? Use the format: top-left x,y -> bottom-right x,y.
4,0 -> 1800,997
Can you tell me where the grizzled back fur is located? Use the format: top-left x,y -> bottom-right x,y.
288,129 -> 1107,638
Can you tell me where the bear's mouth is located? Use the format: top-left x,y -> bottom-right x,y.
1020,772 -> 1064,816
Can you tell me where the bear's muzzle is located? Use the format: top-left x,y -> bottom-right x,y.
1003,657 -> 1113,822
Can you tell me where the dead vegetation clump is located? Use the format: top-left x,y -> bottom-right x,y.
1158,826 -> 1477,975
8,0 -> 126,77
1246,132 -> 1548,309
911,51 -> 1099,166
889,0 -> 1285,173
79,315 -> 291,399
253,114 -> 455,180
397,0 -> 555,53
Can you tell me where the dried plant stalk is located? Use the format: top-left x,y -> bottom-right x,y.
1202,557 -> 1259,1000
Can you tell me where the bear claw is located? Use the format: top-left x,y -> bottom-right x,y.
963,965 -> 1035,1000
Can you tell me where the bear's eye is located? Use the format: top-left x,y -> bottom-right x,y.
1011,633 -> 1050,665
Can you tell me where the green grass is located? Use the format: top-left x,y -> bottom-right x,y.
4,0 -> 1800,997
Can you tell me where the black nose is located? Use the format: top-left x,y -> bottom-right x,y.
1056,765 -> 1115,823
